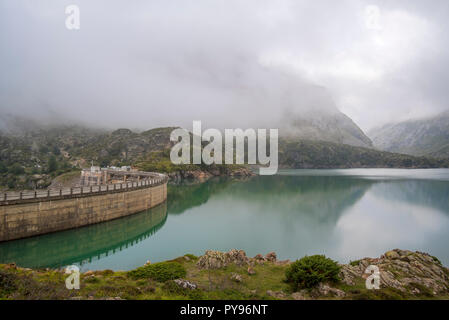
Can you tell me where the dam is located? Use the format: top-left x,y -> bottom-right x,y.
0,203 -> 167,269
0,167 -> 168,242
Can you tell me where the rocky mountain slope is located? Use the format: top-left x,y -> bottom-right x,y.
1,116 -> 449,190
278,138 -> 449,169
0,119 -> 253,189
281,109 -> 373,148
369,110 -> 449,158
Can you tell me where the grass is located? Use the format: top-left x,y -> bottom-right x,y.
0,258 -> 292,300
55,170 -> 81,183
127,261 -> 186,281
2,253 -> 449,300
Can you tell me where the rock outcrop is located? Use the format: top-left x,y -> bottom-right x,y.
174,279 -> 197,290
340,249 -> 449,296
197,249 -> 249,269
196,249 -> 279,269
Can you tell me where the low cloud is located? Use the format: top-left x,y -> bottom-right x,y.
1,0 -> 448,132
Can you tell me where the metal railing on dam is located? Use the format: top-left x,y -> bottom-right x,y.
0,171 -> 169,242
0,173 -> 168,206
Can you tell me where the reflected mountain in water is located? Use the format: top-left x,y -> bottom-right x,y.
0,203 -> 167,269
169,175 -> 374,226
370,180 -> 449,216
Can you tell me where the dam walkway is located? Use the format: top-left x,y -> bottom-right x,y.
0,172 -> 168,206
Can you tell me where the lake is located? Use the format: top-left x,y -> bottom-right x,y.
1,168 -> 449,271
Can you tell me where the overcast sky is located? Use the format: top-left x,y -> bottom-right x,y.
1,0 -> 448,132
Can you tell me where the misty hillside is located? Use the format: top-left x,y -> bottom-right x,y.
2,117 -> 449,190
281,109 -> 372,148
369,111 -> 449,158
278,138 -> 449,169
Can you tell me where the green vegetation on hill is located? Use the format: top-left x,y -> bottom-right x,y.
2,120 -> 449,189
285,255 -> 340,290
279,139 -> 449,169
128,262 -> 186,281
1,249 -> 448,300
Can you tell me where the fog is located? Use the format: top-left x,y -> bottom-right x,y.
1,0 -> 449,132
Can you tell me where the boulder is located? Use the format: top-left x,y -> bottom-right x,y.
253,254 -> 265,264
174,279 -> 197,290
266,290 -> 286,299
291,291 -> 308,300
265,252 -> 277,262
339,249 -> 449,296
385,250 -> 400,260
230,273 -> 243,282
311,283 -> 346,298
227,249 -> 249,266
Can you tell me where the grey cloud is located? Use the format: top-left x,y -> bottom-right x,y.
1,0 -> 448,132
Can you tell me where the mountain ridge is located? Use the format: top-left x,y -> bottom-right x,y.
369,110 -> 449,158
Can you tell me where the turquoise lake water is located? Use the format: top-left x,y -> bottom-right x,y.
1,168 -> 449,271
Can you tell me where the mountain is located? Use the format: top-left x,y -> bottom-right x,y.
265,80 -> 373,148
281,109 -> 373,148
369,110 -> 449,158
279,138 -> 449,169
2,117 -> 449,190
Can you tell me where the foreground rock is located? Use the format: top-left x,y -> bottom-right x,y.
340,249 -> 449,296
168,166 -> 255,183
1,248 -> 448,300
196,249 -> 280,269
197,249 -> 249,269
196,248 -> 449,299
174,279 -> 197,290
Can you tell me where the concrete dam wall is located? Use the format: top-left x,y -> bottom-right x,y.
0,202 -> 168,268
0,177 -> 168,242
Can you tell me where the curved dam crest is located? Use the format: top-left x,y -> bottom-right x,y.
0,173 -> 168,242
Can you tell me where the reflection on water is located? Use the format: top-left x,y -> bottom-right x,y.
0,203 -> 167,269
1,169 -> 449,270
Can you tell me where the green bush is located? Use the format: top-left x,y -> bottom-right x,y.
47,156 -> 58,173
285,255 -> 341,290
0,270 -> 17,297
127,262 -> 186,282
9,163 -> 25,175
349,259 -> 361,266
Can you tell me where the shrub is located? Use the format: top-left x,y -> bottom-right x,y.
0,270 -> 17,297
285,255 -> 341,290
47,156 -> 58,173
9,163 -> 25,175
127,262 -> 186,282
349,259 -> 361,266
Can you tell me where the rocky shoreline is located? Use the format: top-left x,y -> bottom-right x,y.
1,249 -> 448,300
167,166 -> 255,183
